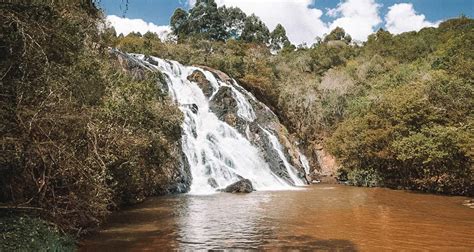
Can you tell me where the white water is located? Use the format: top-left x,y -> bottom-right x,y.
298,151 -> 311,174
261,128 -> 306,186
131,54 -> 306,194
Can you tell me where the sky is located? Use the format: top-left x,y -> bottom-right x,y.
99,0 -> 474,44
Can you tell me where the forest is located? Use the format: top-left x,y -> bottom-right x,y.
0,0 -> 472,250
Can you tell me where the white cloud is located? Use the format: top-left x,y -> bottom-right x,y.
190,0 -> 329,45
385,3 -> 440,34
106,15 -> 171,40
327,0 -> 382,42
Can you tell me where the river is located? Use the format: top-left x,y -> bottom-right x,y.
80,184 -> 473,251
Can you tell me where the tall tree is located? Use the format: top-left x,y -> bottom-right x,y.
240,14 -> 270,43
324,27 -> 352,44
170,8 -> 189,39
219,6 -> 247,39
187,0 -> 226,40
269,24 -> 292,52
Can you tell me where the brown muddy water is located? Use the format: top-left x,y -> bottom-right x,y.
80,184 -> 473,251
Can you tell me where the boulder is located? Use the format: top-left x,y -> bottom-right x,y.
221,179 -> 254,193
195,65 -> 233,83
189,104 -> 199,114
187,70 -> 213,97
208,178 -> 218,188
209,86 -> 238,120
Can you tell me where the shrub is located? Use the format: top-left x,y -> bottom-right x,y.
0,215 -> 75,251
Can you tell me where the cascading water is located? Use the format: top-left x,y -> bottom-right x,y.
298,151 -> 311,175
128,53 -> 308,194
261,128 -> 306,186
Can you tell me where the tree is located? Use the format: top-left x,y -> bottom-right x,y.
269,24 -> 292,52
219,6 -> 247,39
187,0 -> 227,40
365,29 -> 394,57
170,8 -> 189,38
324,27 -> 352,44
241,14 -> 270,43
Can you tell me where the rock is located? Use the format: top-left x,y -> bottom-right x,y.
190,104 -> 198,114
224,113 -> 237,126
112,50 -> 147,80
208,178 -> 218,188
144,55 -> 159,66
195,65 -> 233,83
221,179 -> 254,193
209,86 -> 238,120
187,70 -> 213,97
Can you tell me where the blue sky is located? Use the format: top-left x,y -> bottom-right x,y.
100,0 -> 473,44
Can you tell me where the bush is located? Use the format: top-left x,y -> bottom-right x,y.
0,2 -> 184,235
0,215 -> 75,251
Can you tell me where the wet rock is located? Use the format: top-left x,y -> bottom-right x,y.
111,50 -> 147,80
187,70 -> 213,97
224,113 -> 238,127
257,129 -> 294,185
221,179 -> 254,193
208,178 -> 218,188
190,104 -> 198,114
195,65 -> 233,83
144,55 -> 159,66
209,86 -> 238,120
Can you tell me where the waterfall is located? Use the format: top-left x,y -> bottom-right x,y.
298,151 -> 311,175
261,128 -> 306,186
128,53 -> 307,194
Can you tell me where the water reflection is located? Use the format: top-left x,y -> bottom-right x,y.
176,194 -> 273,249
81,185 -> 474,251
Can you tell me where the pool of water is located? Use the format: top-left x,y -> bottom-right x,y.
80,184 -> 473,251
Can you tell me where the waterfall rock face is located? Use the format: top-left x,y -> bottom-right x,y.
117,50 -> 309,194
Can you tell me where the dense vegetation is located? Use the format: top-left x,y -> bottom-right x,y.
109,0 -> 473,196
0,215 -> 75,251
0,1 -> 183,245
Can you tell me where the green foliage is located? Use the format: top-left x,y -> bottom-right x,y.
270,24 -> 293,52
0,215 -> 75,251
324,27 -> 352,44
0,1 -> 184,236
187,0 -> 227,40
327,69 -> 473,195
310,41 -> 356,75
113,17 -> 473,196
219,6 -> 246,39
169,1 -> 271,44
240,14 -> 270,43
346,168 -> 383,187
97,64 -> 184,205
170,8 -> 189,38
